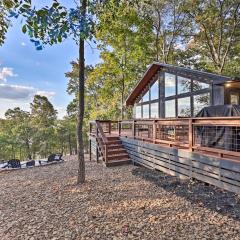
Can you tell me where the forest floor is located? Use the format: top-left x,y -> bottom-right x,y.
0,155 -> 240,240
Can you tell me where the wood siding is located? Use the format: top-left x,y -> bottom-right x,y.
121,137 -> 240,194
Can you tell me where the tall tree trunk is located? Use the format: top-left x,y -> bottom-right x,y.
77,0 -> 87,184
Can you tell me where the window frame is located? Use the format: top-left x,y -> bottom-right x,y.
134,70 -> 212,119
164,71 -> 211,118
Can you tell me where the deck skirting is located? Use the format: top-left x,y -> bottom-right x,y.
120,137 -> 240,194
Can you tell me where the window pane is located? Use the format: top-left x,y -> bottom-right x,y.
178,76 -> 191,94
165,73 -> 176,97
142,90 -> 149,102
150,102 -> 158,118
178,97 -> 191,117
150,81 -> 159,100
142,104 -> 149,118
165,99 -> 176,118
194,93 -> 210,116
135,106 -> 141,118
193,80 -> 210,91
230,94 -> 239,105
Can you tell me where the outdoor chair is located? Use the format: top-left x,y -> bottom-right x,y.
26,160 -> 35,167
47,153 -> 63,162
7,159 -> 21,169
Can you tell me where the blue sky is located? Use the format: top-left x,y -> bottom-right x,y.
0,0 -> 100,118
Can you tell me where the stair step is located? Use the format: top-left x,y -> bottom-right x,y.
108,148 -> 127,155
107,153 -> 129,161
108,144 -> 122,149
105,158 -> 131,167
92,135 -> 130,167
108,140 -> 122,145
106,136 -> 120,141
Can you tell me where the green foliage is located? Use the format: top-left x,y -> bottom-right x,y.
11,0 -> 95,47
1,0 -> 239,161
65,0 -> 240,124
0,1 -> 12,45
0,96 -> 77,160
183,0 -> 240,74
0,0 -> 29,45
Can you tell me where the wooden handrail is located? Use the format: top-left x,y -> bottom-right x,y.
90,118 -> 240,160
95,121 -> 108,144
93,121 -> 109,163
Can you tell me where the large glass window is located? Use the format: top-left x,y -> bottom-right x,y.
178,76 -> 191,94
165,73 -> 176,97
193,80 -> 210,91
165,99 -> 176,118
150,102 -> 158,118
150,81 -> 159,100
194,93 -> 210,116
142,90 -> 149,102
178,97 -> 191,117
135,105 -> 141,118
230,94 -> 239,105
142,104 -> 149,118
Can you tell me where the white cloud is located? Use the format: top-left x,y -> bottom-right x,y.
36,90 -> 56,99
56,107 -> 67,119
21,42 -> 26,46
0,67 -> 17,82
0,83 -> 56,101
0,84 -> 35,100
0,65 -> 60,118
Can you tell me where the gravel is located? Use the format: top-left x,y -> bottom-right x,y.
0,155 -> 240,240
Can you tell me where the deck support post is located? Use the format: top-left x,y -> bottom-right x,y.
96,146 -> 99,162
89,139 -> 92,161
153,120 -> 157,144
118,121 -> 121,136
189,119 -> 193,152
132,120 -> 135,139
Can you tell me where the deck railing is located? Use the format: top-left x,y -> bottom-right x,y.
89,120 -> 120,162
90,117 -> 240,160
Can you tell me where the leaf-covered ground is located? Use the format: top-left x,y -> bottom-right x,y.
0,156 -> 240,240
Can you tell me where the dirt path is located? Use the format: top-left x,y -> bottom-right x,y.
0,156 -> 239,240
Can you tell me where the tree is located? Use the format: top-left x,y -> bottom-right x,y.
94,1 -> 154,119
0,102 -> 75,161
31,95 -> 57,158
0,0 -> 16,45
184,0 -> 240,74
7,0 -> 95,183
139,0 -> 193,64
5,107 -> 33,159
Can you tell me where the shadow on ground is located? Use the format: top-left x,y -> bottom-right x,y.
132,166 -> 240,220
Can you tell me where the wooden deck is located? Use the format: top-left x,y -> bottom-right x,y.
89,118 -> 240,193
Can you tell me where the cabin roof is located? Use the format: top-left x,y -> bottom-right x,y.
125,62 -> 236,106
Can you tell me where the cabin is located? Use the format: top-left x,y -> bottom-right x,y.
89,63 -> 240,194
127,63 -> 240,118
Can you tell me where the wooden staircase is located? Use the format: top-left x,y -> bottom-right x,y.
90,121 -> 131,167
105,136 -> 131,167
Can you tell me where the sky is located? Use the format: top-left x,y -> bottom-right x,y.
0,0 -> 100,119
